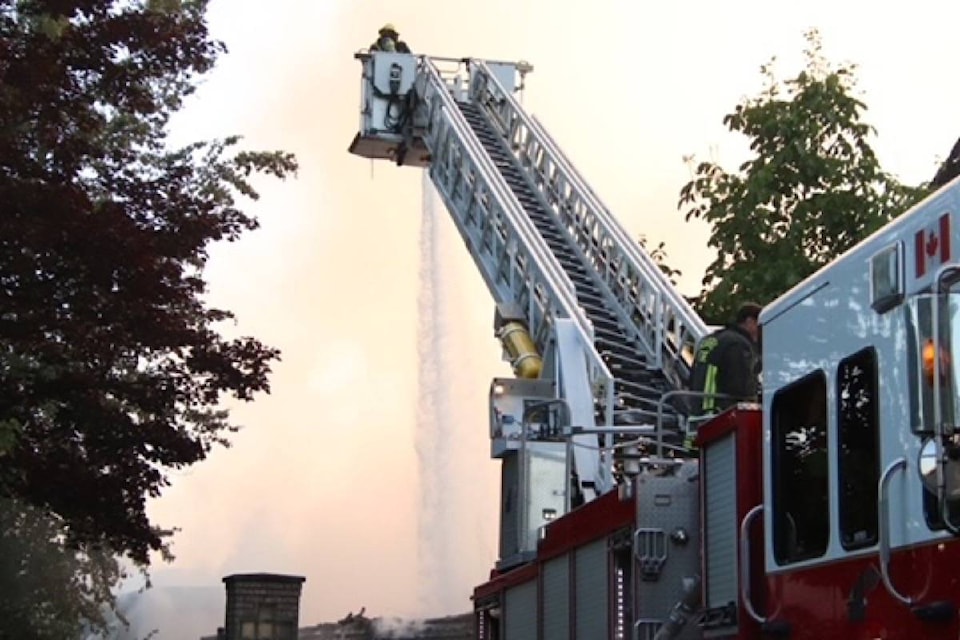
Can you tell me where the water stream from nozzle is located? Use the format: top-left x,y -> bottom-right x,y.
415,170 -> 456,617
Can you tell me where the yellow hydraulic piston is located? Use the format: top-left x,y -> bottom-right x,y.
498,320 -> 542,379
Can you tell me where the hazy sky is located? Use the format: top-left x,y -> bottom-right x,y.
134,0 -> 960,636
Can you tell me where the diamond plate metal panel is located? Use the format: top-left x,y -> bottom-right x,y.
635,461 -> 701,639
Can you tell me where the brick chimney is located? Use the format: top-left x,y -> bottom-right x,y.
222,573 -> 306,640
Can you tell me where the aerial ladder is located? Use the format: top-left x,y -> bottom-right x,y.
349,51 -> 708,569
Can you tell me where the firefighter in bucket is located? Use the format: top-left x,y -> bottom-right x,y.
370,23 -> 411,54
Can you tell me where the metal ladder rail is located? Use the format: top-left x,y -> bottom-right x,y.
423,59 -> 683,455
418,60 -> 578,343
418,58 -> 593,348
473,60 -> 705,376
457,101 -> 676,428
428,58 -> 683,429
418,59 -> 617,494
459,62 -> 687,431
470,61 -> 708,385
528,112 -> 707,385
474,60 -> 697,360
456,102 -> 636,354
466,66 -> 660,362
417,59 -> 617,408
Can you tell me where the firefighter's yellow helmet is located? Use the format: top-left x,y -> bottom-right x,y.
379,23 -> 398,36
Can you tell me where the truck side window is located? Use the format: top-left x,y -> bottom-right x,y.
837,348 -> 880,549
772,371 -> 829,565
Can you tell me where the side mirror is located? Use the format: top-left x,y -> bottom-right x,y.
937,266 -> 960,294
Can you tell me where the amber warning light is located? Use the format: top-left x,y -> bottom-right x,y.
923,339 -> 952,386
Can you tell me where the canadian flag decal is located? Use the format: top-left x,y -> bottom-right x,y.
915,213 -> 952,278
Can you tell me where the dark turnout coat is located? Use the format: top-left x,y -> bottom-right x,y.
689,324 -> 759,413
370,35 -> 411,53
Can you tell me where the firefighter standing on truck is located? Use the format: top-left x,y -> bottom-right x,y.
690,302 -> 762,414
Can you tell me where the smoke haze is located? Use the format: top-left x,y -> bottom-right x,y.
134,0 -> 960,637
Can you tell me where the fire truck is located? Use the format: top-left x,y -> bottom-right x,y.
348,50 -> 960,640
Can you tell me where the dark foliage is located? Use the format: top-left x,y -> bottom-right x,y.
0,0 -> 297,565
679,30 -> 927,323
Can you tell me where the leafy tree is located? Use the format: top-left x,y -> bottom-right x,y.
0,498 -> 126,640
0,0 -> 297,573
679,29 -> 928,323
